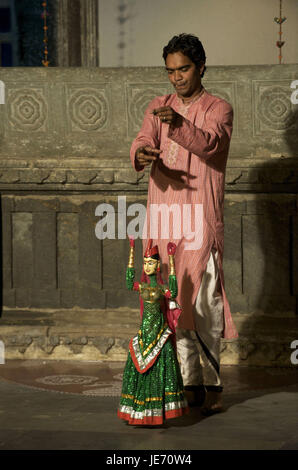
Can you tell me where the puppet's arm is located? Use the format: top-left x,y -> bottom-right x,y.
126,238 -> 140,292
164,242 -> 178,299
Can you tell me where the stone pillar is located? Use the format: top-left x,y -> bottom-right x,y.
56,0 -> 71,66
80,0 -> 99,67
68,0 -> 81,66
56,0 -> 98,66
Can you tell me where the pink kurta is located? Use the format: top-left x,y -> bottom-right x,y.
130,89 -> 238,340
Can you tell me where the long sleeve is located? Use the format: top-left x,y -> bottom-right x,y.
129,97 -> 161,172
167,99 -> 233,161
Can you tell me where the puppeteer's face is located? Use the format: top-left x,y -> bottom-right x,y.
143,257 -> 158,276
165,51 -> 204,99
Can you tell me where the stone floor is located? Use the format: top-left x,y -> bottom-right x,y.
0,360 -> 297,451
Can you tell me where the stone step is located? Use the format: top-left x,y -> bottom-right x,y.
0,308 -> 297,367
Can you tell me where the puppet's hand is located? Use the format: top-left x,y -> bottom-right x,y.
167,242 -> 176,255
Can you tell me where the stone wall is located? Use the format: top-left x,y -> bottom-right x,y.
0,65 -> 297,365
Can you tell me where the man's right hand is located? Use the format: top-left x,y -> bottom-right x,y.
135,146 -> 162,168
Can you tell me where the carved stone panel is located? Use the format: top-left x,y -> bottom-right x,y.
64,84 -> 110,133
126,82 -> 170,137
6,86 -> 48,133
252,80 -> 297,135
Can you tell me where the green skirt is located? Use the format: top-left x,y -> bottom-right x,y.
118,301 -> 189,425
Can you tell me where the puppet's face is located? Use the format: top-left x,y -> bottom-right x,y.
143,257 -> 159,276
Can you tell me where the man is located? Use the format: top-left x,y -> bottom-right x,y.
129,34 -> 238,415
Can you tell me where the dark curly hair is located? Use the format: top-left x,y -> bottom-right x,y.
162,33 -> 206,78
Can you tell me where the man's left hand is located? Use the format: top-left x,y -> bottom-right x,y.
152,106 -> 183,127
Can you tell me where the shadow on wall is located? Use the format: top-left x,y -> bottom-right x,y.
0,196 -> 2,316
240,105 -> 298,366
0,78 -> 2,315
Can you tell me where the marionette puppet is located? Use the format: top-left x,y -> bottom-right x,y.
117,238 -> 189,426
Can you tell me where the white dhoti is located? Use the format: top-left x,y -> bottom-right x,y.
176,248 -> 224,392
